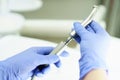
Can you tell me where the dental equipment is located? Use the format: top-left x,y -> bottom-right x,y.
49,5 -> 98,56
31,5 -> 98,80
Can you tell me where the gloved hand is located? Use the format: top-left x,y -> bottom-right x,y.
73,21 -> 110,80
0,47 -> 68,80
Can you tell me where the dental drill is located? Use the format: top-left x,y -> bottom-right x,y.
49,5 -> 98,56
31,5 -> 98,80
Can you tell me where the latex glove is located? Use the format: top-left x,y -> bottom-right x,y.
0,47 -> 68,80
73,21 -> 110,79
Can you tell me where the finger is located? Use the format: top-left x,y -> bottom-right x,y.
54,51 -> 69,67
26,54 -> 59,73
59,51 -> 69,57
85,25 -> 95,33
31,47 -> 54,55
54,60 -> 61,68
73,22 -> 88,37
29,47 -> 60,68
90,21 -> 105,34
35,55 -> 60,65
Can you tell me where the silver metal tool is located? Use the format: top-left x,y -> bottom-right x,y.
49,5 -> 98,56
31,5 -> 98,80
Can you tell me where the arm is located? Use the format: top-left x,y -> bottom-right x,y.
83,69 -> 108,80
73,21 -> 110,80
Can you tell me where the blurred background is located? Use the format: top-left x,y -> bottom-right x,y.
0,0 -> 120,41
15,0 -> 120,38
0,0 -> 120,80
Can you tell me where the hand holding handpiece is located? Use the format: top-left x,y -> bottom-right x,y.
0,47 -> 67,80
31,5 -> 98,80
74,20 -> 110,79
73,10 -> 110,80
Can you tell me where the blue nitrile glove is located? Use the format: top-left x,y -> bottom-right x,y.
0,47 -> 68,80
73,21 -> 110,80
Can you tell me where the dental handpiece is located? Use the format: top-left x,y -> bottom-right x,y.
49,5 -> 98,56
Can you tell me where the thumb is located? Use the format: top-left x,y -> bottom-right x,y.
34,55 -> 59,66
73,22 -> 88,37
21,55 -> 59,74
